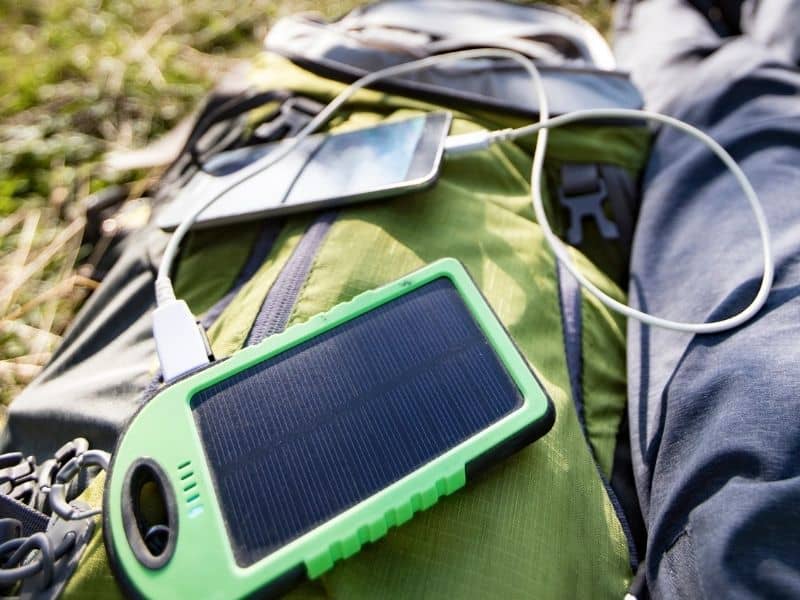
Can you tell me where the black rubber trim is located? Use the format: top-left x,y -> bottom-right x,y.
249,563 -> 307,600
103,482 -> 143,600
104,441 -> 148,599
458,261 -> 557,477
120,458 -> 178,570
465,397 -> 555,479
103,347 -> 229,596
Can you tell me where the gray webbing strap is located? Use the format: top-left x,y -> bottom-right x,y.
0,494 -> 49,538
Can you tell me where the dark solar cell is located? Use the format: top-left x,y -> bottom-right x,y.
192,277 -> 523,567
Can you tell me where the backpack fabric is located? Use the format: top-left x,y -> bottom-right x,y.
7,2 -> 652,597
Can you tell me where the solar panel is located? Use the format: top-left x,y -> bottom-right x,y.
191,277 -> 524,567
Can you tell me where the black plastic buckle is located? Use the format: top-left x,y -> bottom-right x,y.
558,164 -> 619,245
16,503 -> 96,600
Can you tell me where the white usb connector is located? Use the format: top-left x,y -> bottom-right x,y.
152,299 -> 211,382
444,131 -> 494,155
444,128 -> 515,156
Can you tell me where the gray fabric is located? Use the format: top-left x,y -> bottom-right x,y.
616,0 -> 800,596
741,0 -> 800,65
267,0 -> 644,115
0,493 -> 49,537
268,1 -> 613,67
3,227 -> 165,459
337,0 -> 616,68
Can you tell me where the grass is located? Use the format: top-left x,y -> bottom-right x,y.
0,0 -> 611,406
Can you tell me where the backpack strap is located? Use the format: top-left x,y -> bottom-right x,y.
184,89 -> 294,166
0,496 -> 48,539
0,441 -> 105,596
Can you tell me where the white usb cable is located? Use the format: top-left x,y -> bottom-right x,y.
153,47 -> 774,380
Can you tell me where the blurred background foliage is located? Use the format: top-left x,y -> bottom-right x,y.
0,0 -> 610,403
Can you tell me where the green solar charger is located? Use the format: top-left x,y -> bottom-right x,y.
103,258 -> 554,599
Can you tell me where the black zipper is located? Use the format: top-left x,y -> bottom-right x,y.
244,210 -> 337,346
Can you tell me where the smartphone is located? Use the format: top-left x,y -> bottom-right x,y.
157,112 -> 452,230
104,258 -> 554,599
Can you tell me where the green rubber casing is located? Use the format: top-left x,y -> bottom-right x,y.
103,258 -> 554,599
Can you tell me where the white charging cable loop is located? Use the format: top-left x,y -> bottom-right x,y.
505,107 -> 773,333
155,48 -> 773,336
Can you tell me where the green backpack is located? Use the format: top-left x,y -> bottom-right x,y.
6,2 -> 650,598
